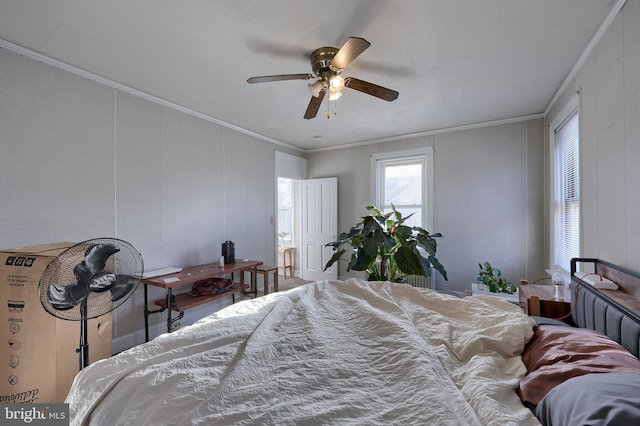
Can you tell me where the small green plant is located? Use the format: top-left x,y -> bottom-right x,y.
277,231 -> 290,244
478,262 -> 517,294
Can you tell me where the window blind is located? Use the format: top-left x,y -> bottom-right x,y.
554,110 -> 580,272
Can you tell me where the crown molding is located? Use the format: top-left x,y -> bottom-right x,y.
544,0 -> 628,116
0,38 -> 305,153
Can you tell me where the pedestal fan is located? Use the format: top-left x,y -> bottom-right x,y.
38,238 -> 143,370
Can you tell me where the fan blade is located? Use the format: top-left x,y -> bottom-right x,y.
304,90 -> 326,119
331,37 -> 371,71
73,262 -> 93,284
47,282 -> 89,310
344,77 -> 399,102
110,275 -> 137,302
88,271 -> 117,292
247,74 -> 313,84
84,244 -> 120,274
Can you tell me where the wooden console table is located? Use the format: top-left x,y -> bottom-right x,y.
142,260 -> 262,341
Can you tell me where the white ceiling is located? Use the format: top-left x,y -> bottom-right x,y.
0,0 -> 620,151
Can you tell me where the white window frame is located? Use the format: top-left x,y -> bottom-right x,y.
370,146 -> 434,231
549,94 -> 581,274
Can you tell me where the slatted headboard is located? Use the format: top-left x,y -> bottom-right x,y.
570,258 -> 640,357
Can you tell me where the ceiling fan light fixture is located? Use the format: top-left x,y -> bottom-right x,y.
329,74 -> 345,91
308,80 -> 324,98
328,90 -> 343,101
328,74 -> 344,101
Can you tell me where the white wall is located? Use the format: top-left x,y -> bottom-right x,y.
545,0 -> 640,272
0,47 -> 300,351
307,122 -> 546,294
434,120 -> 545,292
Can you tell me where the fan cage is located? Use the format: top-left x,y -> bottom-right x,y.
38,238 -> 143,320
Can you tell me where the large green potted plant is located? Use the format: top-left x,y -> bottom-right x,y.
324,205 -> 447,282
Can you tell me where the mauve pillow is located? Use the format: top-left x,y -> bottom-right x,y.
517,325 -> 640,407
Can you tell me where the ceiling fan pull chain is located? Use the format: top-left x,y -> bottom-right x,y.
327,97 -> 330,119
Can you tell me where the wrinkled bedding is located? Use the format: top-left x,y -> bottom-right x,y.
66,279 -> 539,425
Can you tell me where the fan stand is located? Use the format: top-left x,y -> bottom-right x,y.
78,300 -> 90,370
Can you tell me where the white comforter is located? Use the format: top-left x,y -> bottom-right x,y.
67,279 -> 539,425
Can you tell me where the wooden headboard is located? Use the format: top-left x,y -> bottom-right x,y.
570,258 -> 640,357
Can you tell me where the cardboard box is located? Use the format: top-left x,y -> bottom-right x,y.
1,243 -> 112,404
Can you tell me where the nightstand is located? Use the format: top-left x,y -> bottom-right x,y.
519,280 -> 571,320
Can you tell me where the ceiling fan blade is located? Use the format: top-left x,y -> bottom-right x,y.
344,77 -> 399,102
331,37 -> 371,70
247,74 -> 313,84
304,90 -> 326,119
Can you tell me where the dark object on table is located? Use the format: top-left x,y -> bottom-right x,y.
222,241 -> 235,263
191,278 -> 235,296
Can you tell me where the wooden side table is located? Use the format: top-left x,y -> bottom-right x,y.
279,246 -> 294,279
240,264 -> 279,296
519,280 -> 571,320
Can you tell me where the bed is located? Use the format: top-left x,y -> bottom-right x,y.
521,258 -> 640,425
65,263 -> 640,426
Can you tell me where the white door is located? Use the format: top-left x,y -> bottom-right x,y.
301,178 -> 338,281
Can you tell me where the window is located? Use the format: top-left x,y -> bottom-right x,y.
277,177 -> 294,246
551,97 -> 580,272
371,147 -> 433,229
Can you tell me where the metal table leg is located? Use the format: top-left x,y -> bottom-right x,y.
143,283 -> 168,342
240,267 -> 259,297
252,266 -> 258,297
166,288 -> 173,332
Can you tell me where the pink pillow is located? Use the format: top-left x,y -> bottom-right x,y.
517,325 -> 640,407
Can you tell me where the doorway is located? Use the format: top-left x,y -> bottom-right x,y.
274,152 -> 338,281
275,151 -> 306,279
276,177 -> 297,278
276,176 -> 338,281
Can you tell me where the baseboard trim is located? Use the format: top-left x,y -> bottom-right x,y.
111,323 -> 166,354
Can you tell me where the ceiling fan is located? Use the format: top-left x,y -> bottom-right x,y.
247,37 -> 399,119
